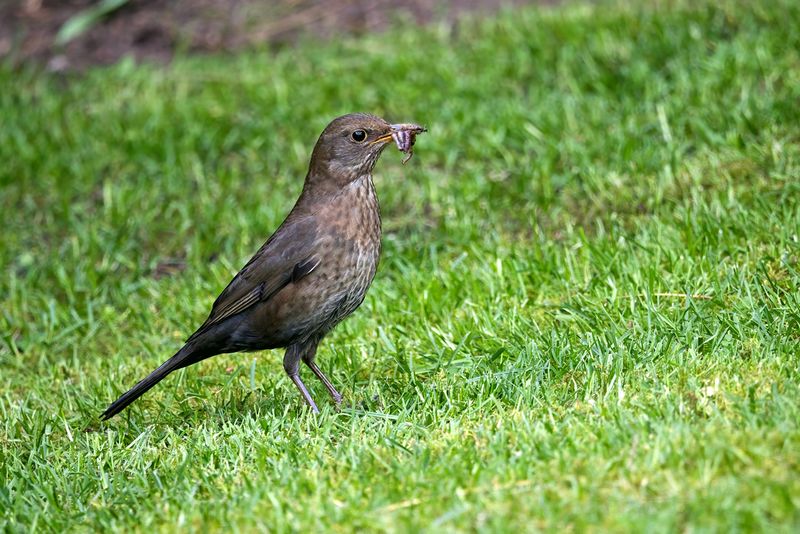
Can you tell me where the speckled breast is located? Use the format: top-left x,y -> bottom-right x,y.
308,174 -> 382,336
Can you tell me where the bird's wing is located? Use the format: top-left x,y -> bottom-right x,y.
186,216 -> 320,342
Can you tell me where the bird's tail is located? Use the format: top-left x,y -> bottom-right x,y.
100,342 -> 209,420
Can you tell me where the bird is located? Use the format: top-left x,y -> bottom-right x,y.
101,113 -> 426,419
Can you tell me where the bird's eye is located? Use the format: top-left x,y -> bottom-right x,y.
351,130 -> 367,142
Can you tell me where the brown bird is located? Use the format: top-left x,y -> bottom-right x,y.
101,113 -> 425,419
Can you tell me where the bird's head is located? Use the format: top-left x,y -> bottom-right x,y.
306,113 -> 425,191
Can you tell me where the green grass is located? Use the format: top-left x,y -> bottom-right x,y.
2,0 -> 800,531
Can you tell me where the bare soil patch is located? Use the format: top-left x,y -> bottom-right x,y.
1,0 -> 535,70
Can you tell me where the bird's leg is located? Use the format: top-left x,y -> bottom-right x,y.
284,347 -> 319,413
299,340 -> 343,405
289,374 -> 319,414
303,359 -> 343,405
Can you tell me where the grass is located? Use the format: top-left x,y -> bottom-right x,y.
2,0 -> 800,530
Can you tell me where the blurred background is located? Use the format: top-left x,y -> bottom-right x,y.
1,0 -> 535,70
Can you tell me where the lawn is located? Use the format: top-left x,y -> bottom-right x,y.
2,0 -> 799,531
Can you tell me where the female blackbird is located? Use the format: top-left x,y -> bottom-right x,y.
101,113 -> 425,419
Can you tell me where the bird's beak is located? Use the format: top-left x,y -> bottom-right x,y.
370,123 -> 427,145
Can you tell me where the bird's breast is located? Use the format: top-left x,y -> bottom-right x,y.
324,173 -> 381,258
304,175 -> 382,333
